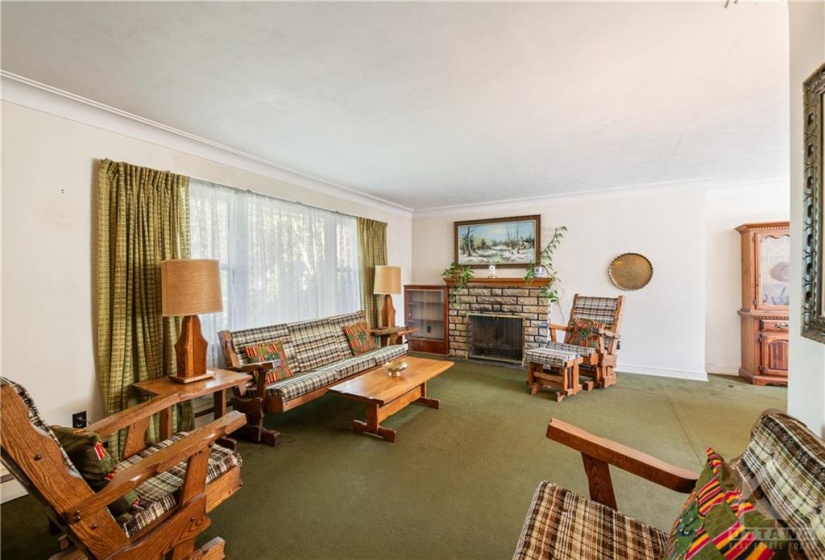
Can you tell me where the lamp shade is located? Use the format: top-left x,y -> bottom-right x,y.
160,259 -> 223,317
373,266 -> 401,295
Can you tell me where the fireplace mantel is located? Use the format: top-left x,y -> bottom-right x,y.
443,277 -> 551,288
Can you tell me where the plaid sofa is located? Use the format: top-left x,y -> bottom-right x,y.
220,311 -> 406,411
513,410 -> 825,560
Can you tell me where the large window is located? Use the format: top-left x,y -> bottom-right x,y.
189,179 -> 361,365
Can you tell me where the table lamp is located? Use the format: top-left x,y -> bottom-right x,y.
374,265 -> 401,328
160,259 -> 223,383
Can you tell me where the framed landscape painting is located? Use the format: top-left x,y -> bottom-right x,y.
454,215 -> 540,268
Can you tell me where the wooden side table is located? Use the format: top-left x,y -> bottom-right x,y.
370,326 -> 418,347
132,369 -> 251,446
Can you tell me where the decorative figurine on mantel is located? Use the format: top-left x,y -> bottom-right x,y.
487,264 -> 497,278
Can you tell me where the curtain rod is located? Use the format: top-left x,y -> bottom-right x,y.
189,175 -> 367,222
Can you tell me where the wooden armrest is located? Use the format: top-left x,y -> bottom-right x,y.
229,361 -> 281,374
547,323 -> 568,332
67,411 -> 246,522
546,418 -> 699,509
86,393 -> 182,438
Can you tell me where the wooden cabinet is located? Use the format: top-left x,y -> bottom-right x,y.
736,222 -> 790,386
404,285 -> 449,355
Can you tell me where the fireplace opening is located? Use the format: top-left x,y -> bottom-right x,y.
467,313 -> 524,363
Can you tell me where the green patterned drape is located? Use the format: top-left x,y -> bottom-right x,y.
95,159 -> 193,458
357,218 -> 388,328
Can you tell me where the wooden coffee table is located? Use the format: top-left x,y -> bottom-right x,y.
330,356 -> 453,442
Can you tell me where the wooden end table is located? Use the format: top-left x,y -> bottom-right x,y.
132,369 -> 251,448
370,326 -> 418,347
329,356 -> 453,442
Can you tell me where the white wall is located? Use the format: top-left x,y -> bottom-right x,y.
414,187 -> 712,380
704,182 -> 790,375
0,91 -> 412,433
788,1 -> 825,437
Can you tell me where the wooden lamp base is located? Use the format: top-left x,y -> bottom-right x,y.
379,294 -> 396,328
170,315 -> 215,384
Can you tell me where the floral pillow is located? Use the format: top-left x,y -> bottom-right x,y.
564,317 -> 605,348
663,448 -> 789,559
343,322 -> 376,355
52,426 -> 141,515
244,340 -> 293,383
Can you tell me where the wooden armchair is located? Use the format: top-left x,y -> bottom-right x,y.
513,418 -> 699,559
0,377 -> 246,559
546,294 -> 625,388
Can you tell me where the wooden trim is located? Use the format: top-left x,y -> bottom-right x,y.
546,418 -> 699,501
444,277 -> 550,287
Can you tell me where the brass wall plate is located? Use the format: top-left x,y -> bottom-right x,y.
608,253 -> 653,291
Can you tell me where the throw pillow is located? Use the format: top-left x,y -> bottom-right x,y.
244,340 -> 294,384
343,322 -> 376,355
663,448 -> 789,560
52,426 -> 140,515
564,317 -> 605,348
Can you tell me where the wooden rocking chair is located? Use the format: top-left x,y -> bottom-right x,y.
0,377 -> 245,559
546,294 -> 625,388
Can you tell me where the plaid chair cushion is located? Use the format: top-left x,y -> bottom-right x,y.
571,296 -> 620,329
525,348 -> 581,368
731,411 -> 825,560
513,481 -> 667,560
0,377 -> 78,475
545,341 -> 598,357
115,434 -> 241,538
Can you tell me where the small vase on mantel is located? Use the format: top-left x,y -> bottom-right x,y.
487,264 -> 497,278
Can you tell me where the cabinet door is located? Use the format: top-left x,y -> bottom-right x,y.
754,231 -> 790,311
759,333 -> 789,377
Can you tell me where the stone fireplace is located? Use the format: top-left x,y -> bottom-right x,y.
445,278 -> 550,362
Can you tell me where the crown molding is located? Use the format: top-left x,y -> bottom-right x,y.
412,175 -> 789,218
0,72 -> 413,218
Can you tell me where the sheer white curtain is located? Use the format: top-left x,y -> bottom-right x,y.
189,179 -> 362,365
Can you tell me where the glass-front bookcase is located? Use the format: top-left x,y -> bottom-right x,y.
404,285 -> 449,355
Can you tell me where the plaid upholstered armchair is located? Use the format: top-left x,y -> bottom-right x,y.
525,295 -> 624,401
0,377 -> 245,559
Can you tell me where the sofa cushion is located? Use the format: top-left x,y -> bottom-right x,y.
343,322 -> 376,355
52,426 -> 140,515
513,481 -> 666,560
364,344 -> 407,367
664,448 -> 787,560
265,369 -> 343,402
291,330 -> 350,372
228,323 -> 293,367
731,411 -> 825,560
244,340 -> 294,383
564,317 -> 605,348
314,354 -> 377,380
115,433 -> 242,538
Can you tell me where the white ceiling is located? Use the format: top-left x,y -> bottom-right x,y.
1,2 -> 789,211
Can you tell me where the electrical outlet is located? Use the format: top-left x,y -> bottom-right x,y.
72,411 -> 87,429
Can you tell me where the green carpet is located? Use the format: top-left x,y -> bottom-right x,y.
1,359 -> 786,559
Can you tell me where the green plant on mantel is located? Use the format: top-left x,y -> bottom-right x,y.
442,262 -> 474,304
524,225 -> 567,303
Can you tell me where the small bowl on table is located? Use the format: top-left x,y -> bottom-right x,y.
383,360 -> 408,377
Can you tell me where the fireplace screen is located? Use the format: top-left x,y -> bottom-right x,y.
467,313 -> 524,363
